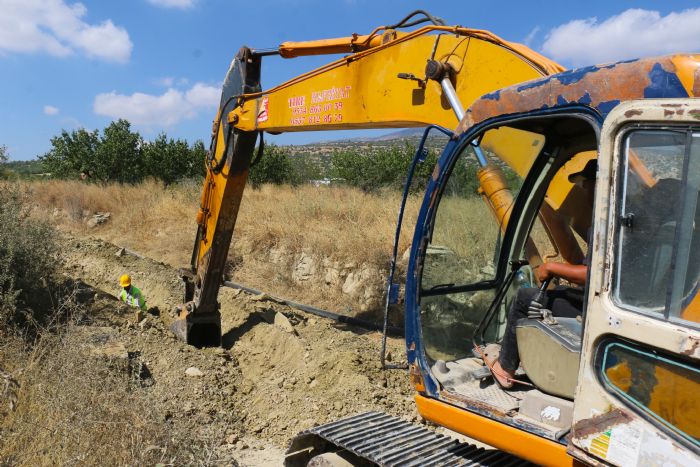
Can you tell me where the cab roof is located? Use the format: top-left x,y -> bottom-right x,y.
458,54 -> 700,133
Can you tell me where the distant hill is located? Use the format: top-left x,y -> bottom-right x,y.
323,127 -> 426,143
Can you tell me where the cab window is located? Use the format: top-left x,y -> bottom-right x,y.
420,126 -> 543,361
615,129 -> 700,326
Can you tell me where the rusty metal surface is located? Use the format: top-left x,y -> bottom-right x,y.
572,408 -> 633,438
285,411 -> 532,466
457,54 -> 700,135
438,389 -> 561,441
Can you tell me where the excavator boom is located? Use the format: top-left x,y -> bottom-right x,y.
172,18 -> 564,346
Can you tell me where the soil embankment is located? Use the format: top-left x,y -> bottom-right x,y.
12,235 -> 417,465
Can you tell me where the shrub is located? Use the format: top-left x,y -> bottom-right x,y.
0,184 -> 60,330
143,133 -> 194,185
331,143 -> 439,192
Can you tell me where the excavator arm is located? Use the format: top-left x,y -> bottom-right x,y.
173,15 -> 565,346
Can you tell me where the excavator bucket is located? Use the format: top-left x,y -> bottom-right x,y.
170,310 -> 222,348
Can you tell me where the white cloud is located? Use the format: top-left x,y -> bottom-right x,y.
0,0 -> 132,62
542,8 -> 700,67
43,105 -> 59,116
154,77 -> 191,87
154,76 -> 175,87
146,0 -> 195,9
523,26 -> 540,47
185,83 -> 220,107
93,83 -> 220,127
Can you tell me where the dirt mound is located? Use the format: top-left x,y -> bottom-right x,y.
47,235 -> 415,464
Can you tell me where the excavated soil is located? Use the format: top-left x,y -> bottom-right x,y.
59,235 -> 420,465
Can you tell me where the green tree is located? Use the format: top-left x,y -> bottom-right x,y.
249,144 -> 295,187
40,128 -> 100,179
189,140 -> 207,178
143,133 -> 192,185
92,119 -> 143,183
288,154 -> 323,185
41,120 -> 208,184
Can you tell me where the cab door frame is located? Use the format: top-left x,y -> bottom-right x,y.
405,106 -> 602,397
570,99 -> 700,465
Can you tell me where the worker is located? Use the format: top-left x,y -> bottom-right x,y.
118,274 -> 147,311
485,159 -> 596,389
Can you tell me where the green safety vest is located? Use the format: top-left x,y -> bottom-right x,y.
120,286 -> 147,311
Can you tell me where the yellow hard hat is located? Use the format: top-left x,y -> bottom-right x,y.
119,274 -> 131,287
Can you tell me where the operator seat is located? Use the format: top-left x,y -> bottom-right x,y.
515,316 -> 582,399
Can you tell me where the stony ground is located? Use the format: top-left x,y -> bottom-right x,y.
52,235 -> 419,465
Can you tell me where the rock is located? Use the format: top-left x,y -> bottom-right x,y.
185,367 -> 204,377
226,433 -> 239,444
324,267 -> 340,286
273,312 -> 296,334
257,307 -> 276,324
292,252 -> 316,283
342,271 -> 363,296
250,293 -> 268,302
115,247 -> 126,257
86,212 -> 111,228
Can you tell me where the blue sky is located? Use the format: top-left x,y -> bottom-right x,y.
1,0 -> 699,160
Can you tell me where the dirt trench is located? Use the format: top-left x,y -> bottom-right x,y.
57,235 -> 418,465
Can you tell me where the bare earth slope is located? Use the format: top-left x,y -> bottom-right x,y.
44,235 -> 417,465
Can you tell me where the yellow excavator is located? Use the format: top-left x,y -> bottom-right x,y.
174,10 -> 699,466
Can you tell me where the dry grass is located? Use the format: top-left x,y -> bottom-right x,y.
431,195 -> 500,270
27,179 -> 425,314
0,330 -> 214,466
30,179 -> 199,267
30,179 -> 422,267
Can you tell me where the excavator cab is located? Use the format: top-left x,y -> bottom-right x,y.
407,95 -> 700,465
415,111 -> 598,436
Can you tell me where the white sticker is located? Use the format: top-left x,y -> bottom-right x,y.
257,97 -> 269,123
606,424 -> 642,466
541,406 -> 561,422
